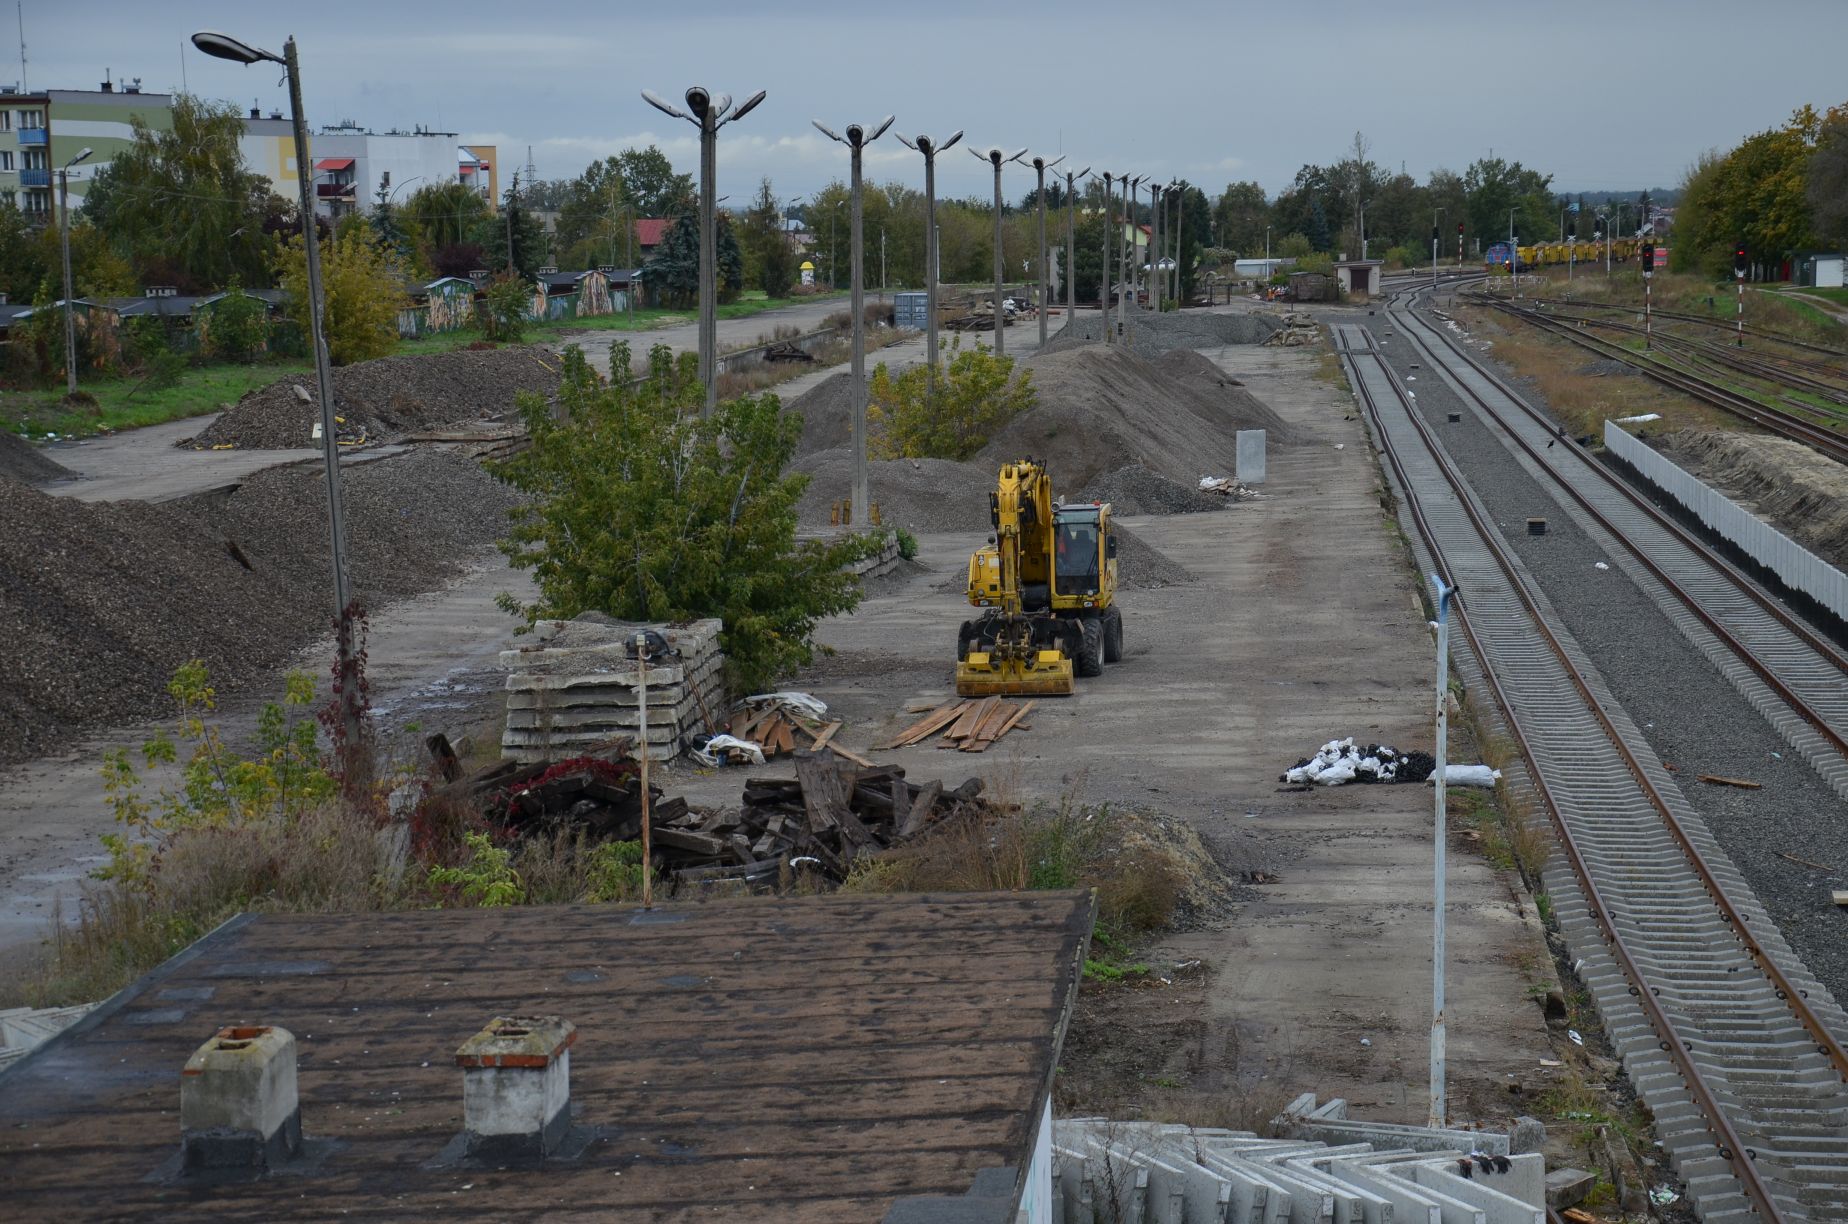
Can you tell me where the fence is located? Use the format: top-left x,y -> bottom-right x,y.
1603,421 -> 1848,622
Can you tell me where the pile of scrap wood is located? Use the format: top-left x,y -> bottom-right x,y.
657,748 -> 984,888
712,694 -> 874,766
423,738 -> 688,839
876,697 -> 1034,753
1197,476 -> 1258,500
761,341 -> 817,363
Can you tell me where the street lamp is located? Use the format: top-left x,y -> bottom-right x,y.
1061,164 -> 1090,335
971,145 -> 1025,355
815,114 -> 894,527
56,146 -> 93,399
1168,181 -> 1184,307
895,128 -> 962,374
1098,172 -> 1115,340
1027,153 -> 1064,347
1121,174 -> 1143,335
642,84 -> 766,417
192,29 -> 363,766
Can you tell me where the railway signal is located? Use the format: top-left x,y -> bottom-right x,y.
1734,245 -> 1747,347
1456,221 -> 1463,270
1641,242 -> 1656,349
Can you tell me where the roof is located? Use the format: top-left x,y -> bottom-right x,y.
634,217 -> 670,247
0,890 -> 1092,1222
314,157 -> 355,171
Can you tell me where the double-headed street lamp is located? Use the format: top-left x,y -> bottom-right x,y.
815,115 -> 894,527
56,146 -> 93,398
1098,172 -> 1115,339
971,145 -> 1025,355
1062,164 -> 1090,334
642,84 -> 766,417
1121,174 -> 1143,335
895,128 -> 962,373
1027,154 -> 1064,348
192,29 -> 363,763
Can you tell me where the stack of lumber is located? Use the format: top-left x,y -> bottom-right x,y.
721,695 -> 873,766
660,748 -> 984,889
876,697 -> 1035,753
498,617 -> 723,763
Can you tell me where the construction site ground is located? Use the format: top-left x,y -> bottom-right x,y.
0,307 -> 1560,1132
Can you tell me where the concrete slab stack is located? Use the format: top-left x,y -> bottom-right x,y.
1053,1096 -> 1546,1224
499,617 -> 723,764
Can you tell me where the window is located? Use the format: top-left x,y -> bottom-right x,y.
22,188 -> 48,214
21,149 -> 44,170
0,110 -> 10,131
0,151 -> 12,171
19,109 -> 43,129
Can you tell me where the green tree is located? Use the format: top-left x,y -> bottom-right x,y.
467,179 -> 549,278
199,276 -> 270,363
276,217 -> 405,365
640,210 -> 742,307
867,340 -> 1035,460
401,180 -> 490,253
612,147 -> 694,216
479,272 -> 530,343
0,201 -> 49,300
79,94 -> 276,291
739,177 -> 795,297
493,343 -> 872,693
1676,106 -> 1823,274
1211,181 -> 1270,254
1809,102 -> 1848,247
1463,156 -> 1555,248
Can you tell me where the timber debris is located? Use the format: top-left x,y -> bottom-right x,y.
876,697 -> 1035,753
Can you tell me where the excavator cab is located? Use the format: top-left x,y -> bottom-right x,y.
955,460 -> 1123,697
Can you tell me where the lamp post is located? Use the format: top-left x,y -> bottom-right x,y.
1265,224 -> 1271,296
1169,182 -> 1184,306
1062,164 -> 1090,336
1509,207 -> 1519,300
895,128 -> 962,374
816,114 -> 895,527
56,146 -> 93,398
1028,153 -> 1064,348
1098,172 -> 1114,339
191,30 -> 362,763
972,145 -> 1025,354
643,84 -> 767,417
1121,175 -> 1142,334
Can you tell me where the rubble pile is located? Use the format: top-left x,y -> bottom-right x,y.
1281,737 -> 1437,786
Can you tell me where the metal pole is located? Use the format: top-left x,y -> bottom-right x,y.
505,171 -> 516,270
1429,574 -> 1456,1130
1736,270 -> 1744,347
1036,160 -> 1049,348
850,136 -> 867,521
285,36 -> 360,757
1064,169 -> 1081,336
634,634 -> 652,910
991,157 -> 1006,355
1118,176 -> 1132,336
1510,208 -> 1518,301
1100,172 -> 1112,339
699,109 -> 718,416
1171,185 -> 1183,305
924,151 -> 938,370
58,167 -> 78,397
1645,274 -> 1652,349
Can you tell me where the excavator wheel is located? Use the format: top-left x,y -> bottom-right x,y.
957,620 -> 978,662
1103,607 -> 1123,664
1076,615 -> 1104,678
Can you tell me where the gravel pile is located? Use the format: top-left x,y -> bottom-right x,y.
0,449 -> 522,768
192,346 -> 563,450
979,343 -> 1296,490
1046,308 -> 1281,357
791,449 -> 992,532
787,372 -> 857,458
1080,465 -> 1226,514
1112,524 -> 1197,588
0,432 -> 71,484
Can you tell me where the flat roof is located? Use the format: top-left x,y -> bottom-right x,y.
0,890 -> 1092,1221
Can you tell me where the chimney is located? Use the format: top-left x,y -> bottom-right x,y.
250,105 -> 261,120
100,79 -> 113,93
455,1015 -> 576,1161
179,1025 -> 302,1171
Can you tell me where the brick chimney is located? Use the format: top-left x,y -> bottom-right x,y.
179,1025 -> 301,1171
455,1016 -> 576,1161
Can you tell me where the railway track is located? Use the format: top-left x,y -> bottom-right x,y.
1464,292 -> 1848,465
1334,317 -> 1848,1223
1510,293 -> 1848,361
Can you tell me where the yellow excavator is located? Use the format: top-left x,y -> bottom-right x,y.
955,458 -> 1123,697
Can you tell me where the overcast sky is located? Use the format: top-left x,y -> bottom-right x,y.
28,0 -> 1848,204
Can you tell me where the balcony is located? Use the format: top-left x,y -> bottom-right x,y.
19,167 -> 48,187
17,127 -> 46,146
316,181 -> 356,199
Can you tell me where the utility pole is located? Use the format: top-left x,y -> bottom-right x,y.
1170,184 -> 1183,305
57,148 -> 93,398
897,131 -> 960,372
1063,164 -> 1089,338
505,171 -> 517,271
973,145 -> 1024,355
1428,573 -> 1457,1129
644,84 -> 767,417
1120,175 -> 1140,338
1029,153 -> 1064,348
1099,172 -> 1114,340
1431,207 -> 1444,292
816,115 -> 895,525
1734,244 -> 1747,347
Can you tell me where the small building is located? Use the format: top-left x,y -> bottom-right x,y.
1331,258 -> 1386,301
1795,251 -> 1845,289
1232,257 -> 1295,280
633,217 -> 671,261
799,259 -> 816,287
0,890 -> 1093,1223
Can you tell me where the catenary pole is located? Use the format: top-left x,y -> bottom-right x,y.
1429,574 -> 1457,1128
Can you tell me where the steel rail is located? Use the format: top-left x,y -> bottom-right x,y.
1509,293 -> 1848,360
1337,328 -> 1802,1222
1467,295 -> 1848,465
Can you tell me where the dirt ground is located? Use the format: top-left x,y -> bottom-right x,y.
0,316 -> 1563,1135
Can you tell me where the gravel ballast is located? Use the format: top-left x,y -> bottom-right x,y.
1046,307 -> 1281,357
1376,305 -> 1848,1009
791,449 -> 992,533
0,432 -> 72,485
191,346 -> 563,450
0,449 -> 521,767
1080,465 -> 1226,514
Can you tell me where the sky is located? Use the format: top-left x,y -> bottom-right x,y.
24,0 -> 1848,206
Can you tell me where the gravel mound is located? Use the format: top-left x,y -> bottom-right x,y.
0,432 -> 71,484
0,450 -> 521,767
1080,465 -> 1225,514
1112,524 -> 1196,588
787,372 -> 857,458
978,343 -> 1296,490
792,448 -> 992,532
1046,308 -> 1281,357
1653,428 -> 1848,573
192,346 -> 563,450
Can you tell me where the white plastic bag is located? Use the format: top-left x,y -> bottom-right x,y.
691,735 -> 767,767
744,691 -> 829,721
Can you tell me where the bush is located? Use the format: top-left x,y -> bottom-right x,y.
480,272 -> 531,343
142,350 -> 187,391
199,277 -> 270,363
276,217 -> 405,366
493,342 -> 878,693
867,338 -> 1036,461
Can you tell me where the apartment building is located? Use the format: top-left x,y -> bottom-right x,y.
0,77 -> 172,218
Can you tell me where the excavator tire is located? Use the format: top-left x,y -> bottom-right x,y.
1076,615 -> 1104,678
1102,607 -> 1123,664
957,621 -> 978,661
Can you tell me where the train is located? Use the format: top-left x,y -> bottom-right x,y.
1485,237 -> 1649,273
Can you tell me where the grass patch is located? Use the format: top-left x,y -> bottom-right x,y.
4,360 -> 313,439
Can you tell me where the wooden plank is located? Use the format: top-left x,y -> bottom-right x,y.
1697,774 -> 1761,790
992,700 -> 1035,740
943,698 -> 996,742
889,779 -> 911,833
809,721 -> 842,751
794,752 -> 851,835
899,780 -> 942,838
771,719 -> 797,757
827,742 -> 876,768
653,827 -> 727,857
1833,890 -> 1848,908
874,701 -> 965,750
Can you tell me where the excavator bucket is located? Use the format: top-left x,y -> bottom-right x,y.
955,648 -> 1075,697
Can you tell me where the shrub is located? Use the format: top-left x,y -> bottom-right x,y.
493,342 -> 878,693
479,272 -> 531,343
276,217 -> 405,365
199,276 -> 270,363
868,338 -> 1036,460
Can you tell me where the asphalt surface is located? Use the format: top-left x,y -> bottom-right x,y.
1361,296 -> 1848,1011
